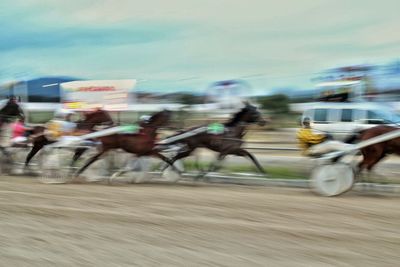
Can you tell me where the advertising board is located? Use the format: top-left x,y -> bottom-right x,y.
61,80 -> 135,111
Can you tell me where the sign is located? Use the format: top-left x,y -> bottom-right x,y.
60,79 -> 136,111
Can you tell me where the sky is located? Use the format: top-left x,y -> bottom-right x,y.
0,0 -> 399,95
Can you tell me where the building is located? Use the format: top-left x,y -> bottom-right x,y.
0,76 -> 80,103
0,76 -> 185,123
0,76 -> 80,123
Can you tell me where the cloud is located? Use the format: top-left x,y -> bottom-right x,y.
1,0 -> 400,93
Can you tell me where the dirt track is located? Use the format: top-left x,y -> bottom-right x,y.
0,176 -> 400,266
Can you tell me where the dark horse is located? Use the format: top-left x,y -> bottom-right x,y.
353,125 -> 400,173
74,109 -> 175,177
25,109 -> 114,167
160,102 -> 267,175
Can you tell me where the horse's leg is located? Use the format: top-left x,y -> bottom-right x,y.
196,153 -> 226,181
25,136 -> 50,166
109,155 -> 141,183
75,149 -> 106,177
67,147 -> 88,176
232,148 -> 267,174
110,156 -> 135,179
207,154 -> 226,173
25,143 -> 44,166
70,147 -> 88,167
160,148 -> 193,172
358,146 -> 384,183
365,153 -> 386,183
154,152 -> 184,174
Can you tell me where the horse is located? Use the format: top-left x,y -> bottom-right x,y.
24,109 -> 114,168
159,102 -> 267,176
353,125 -> 400,174
74,109 -> 175,178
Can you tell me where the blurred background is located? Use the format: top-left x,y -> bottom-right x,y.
1,0 -> 399,124
1,1 -> 400,266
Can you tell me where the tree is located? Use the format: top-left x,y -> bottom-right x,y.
177,93 -> 204,105
257,94 -> 290,114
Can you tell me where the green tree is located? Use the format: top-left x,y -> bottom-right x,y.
177,93 -> 204,105
257,94 -> 290,114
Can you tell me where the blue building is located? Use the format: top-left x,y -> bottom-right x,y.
0,76 -> 80,103
0,76 -> 81,123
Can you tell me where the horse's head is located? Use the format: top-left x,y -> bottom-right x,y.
77,109 -> 114,130
236,102 -> 267,126
146,109 -> 172,128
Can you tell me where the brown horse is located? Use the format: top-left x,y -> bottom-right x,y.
25,109 -> 114,167
159,102 -> 267,175
355,125 -> 400,173
74,109 -> 175,177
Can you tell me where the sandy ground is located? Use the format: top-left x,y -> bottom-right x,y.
0,176 -> 400,266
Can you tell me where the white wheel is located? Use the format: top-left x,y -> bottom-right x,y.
39,149 -> 73,184
311,163 -> 354,196
162,160 -> 184,183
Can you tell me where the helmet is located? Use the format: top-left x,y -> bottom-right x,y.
54,109 -> 75,119
140,115 -> 151,123
302,117 -> 311,126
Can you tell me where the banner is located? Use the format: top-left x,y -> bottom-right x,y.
60,79 -> 135,111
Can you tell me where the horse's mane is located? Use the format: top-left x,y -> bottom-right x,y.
147,109 -> 171,126
148,110 -> 163,123
224,107 -> 248,127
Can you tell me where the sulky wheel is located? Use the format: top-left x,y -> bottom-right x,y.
38,148 -> 74,184
311,163 -> 354,197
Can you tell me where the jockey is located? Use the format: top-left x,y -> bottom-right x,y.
297,117 -> 328,155
0,95 -> 24,122
45,109 -> 77,141
0,95 -> 25,146
10,117 -> 31,145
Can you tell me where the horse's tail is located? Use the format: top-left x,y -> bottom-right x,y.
344,128 -> 367,144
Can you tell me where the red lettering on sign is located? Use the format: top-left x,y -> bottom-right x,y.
77,86 -> 116,92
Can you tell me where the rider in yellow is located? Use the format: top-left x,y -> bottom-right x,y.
45,109 -> 77,141
297,117 -> 327,155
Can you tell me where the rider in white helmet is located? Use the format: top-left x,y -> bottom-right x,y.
45,109 -> 77,141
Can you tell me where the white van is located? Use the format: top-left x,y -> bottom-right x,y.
301,102 -> 400,141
